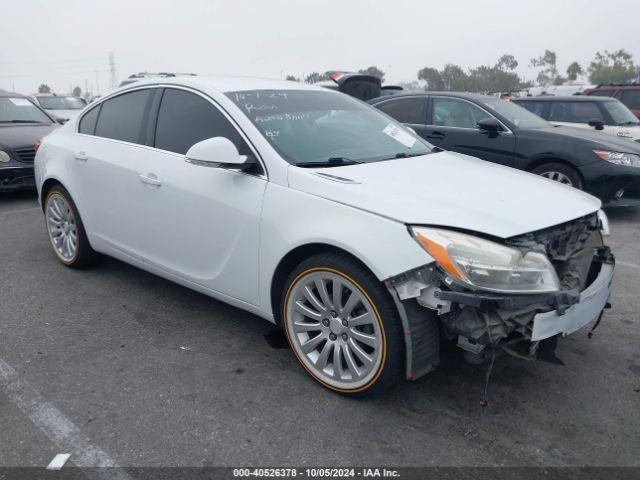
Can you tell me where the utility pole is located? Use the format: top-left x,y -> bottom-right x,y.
95,70 -> 100,96
109,51 -> 117,90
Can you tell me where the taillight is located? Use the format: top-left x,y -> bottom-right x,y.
34,140 -> 41,152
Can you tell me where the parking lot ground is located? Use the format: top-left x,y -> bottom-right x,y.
1,190 -> 639,471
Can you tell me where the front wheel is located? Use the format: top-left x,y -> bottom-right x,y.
281,252 -> 404,396
531,162 -> 583,190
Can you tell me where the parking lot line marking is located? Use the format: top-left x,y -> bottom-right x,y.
46,453 -> 71,470
0,206 -> 40,216
0,357 -> 133,480
618,261 -> 640,270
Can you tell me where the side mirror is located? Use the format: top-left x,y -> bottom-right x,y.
588,118 -> 605,130
477,117 -> 502,134
185,137 -> 253,169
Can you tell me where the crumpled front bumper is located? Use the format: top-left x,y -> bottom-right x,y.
531,262 -> 614,341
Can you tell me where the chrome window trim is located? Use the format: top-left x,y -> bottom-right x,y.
429,96 -> 513,135
75,84 -> 268,180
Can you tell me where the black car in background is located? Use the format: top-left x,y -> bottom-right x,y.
369,92 -> 640,202
0,89 -> 58,191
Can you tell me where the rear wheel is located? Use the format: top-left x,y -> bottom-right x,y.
281,252 -> 404,396
531,162 -> 583,189
44,185 -> 101,268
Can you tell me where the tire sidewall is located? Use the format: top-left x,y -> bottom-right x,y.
281,253 -> 403,396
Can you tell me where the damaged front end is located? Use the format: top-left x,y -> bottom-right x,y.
386,211 -> 615,381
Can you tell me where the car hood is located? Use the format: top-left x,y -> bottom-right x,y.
0,124 -> 58,149
536,125 -> 640,151
287,151 -> 601,239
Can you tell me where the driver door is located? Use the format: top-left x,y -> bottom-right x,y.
423,96 -> 516,167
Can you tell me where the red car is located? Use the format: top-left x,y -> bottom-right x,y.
583,83 -> 640,120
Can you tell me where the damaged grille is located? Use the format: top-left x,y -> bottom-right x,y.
506,213 -> 601,292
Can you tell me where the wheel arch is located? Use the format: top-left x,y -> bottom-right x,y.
40,177 -> 66,210
525,157 -> 585,184
270,242 -> 382,326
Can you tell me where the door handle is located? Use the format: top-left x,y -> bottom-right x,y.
73,152 -> 88,162
425,131 -> 445,140
139,173 -> 162,187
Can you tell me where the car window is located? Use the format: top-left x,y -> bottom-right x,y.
154,88 -> 252,157
78,106 -> 100,135
602,100 -> 640,125
515,101 -> 546,118
94,89 -> 151,144
376,97 -> 426,124
549,102 -> 604,123
620,90 -> 640,110
588,90 -> 614,97
37,96 -> 86,110
432,97 -> 491,129
0,97 -> 52,124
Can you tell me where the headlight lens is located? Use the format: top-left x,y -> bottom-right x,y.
0,150 -> 10,163
410,227 -> 560,293
594,150 -> 640,167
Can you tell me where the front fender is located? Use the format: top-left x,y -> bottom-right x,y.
259,182 -> 433,315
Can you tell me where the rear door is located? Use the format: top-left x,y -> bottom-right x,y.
423,96 -> 516,166
71,87 -> 158,252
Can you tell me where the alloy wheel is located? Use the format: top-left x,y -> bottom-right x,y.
285,270 -> 384,390
45,193 -> 78,262
539,171 -> 574,186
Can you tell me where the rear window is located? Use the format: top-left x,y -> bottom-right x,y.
376,97 -> 426,124
94,89 -> 151,144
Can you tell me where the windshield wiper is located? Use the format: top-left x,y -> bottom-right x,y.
296,157 -> 362,168
619,121 -> 640,126
0,120 -> 45,124
393,152 -> 426,159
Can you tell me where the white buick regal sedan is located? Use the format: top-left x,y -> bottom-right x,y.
35,77 -> 615,396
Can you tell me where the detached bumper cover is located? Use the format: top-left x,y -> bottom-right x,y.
531,262 -> 614,341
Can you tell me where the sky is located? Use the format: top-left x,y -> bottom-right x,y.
1,0 -> 639,95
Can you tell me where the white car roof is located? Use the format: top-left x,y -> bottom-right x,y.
115,76 -> 324,94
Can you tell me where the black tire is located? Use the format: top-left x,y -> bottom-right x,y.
531,162 -> 583,190
44,185 -> 102,269
281,251 -> 404,396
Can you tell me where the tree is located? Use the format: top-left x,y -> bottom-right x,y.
530,49 -> 559,86
357,66 -> 385,82
417,67 -> 444,90
440,64 -> 468,91
72,86 -> 82,97
588,49 -> 637,85
496,54 -> 518,71
38,84 -> 51,94
285,75 -> 300,82
304,72 -> 329,84
566,62 -> 583,81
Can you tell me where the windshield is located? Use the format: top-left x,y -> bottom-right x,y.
603,100 -> 640,126
37,96 -> 86,110
226,89 -> 432,165
0,97 -> 52,123
481,97 -> 551,129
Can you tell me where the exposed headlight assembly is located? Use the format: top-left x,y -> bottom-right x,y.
597,209 -> 610,236
0,150 -> 10,163
594,150 -> 640,167
410,227 -> 560,294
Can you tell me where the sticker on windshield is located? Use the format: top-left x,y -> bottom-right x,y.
383,124 -> 416,148
9,98 -> 32,107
